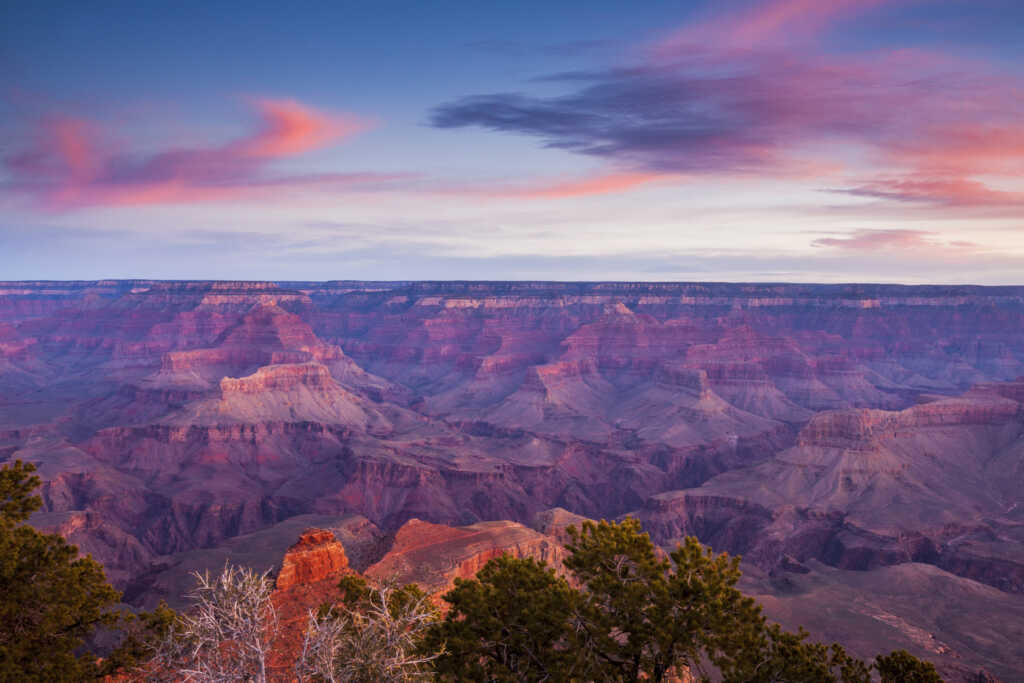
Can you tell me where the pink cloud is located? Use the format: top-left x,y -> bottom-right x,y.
657,5 -> 1024,209
439,20 -> 1023,208
233,98 -> 366,159
490,172 -> 672,199
844,176 -> 1024,207
812,229 -> 979,252
7,117 -> 100,186
890,124 -> 1024,176
724,0 -> 890,45
52,119 -> 99,182
433,0 -> 1024,209
4,99 -> 375,208
845,123 -> 1024,207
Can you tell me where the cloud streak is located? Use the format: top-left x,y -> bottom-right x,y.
811,229 -> 979,253
4,98 -> 387,208
450,171 -> 674,200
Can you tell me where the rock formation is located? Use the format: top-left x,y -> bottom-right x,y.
365,518 -> 568,595
268,529 -> 353,681
275,528 -> 349,590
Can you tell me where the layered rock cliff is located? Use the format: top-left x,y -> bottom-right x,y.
364,518 -> 568,595
275,528 -> 350,590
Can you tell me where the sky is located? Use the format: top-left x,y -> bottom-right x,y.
1,0 -> 1023,283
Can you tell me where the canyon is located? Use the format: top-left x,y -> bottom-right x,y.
2,280 -> 1024,680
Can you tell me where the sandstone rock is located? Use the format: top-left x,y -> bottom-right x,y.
268,529 -> 354,681
365,518 -> 567,596
275,528 -> 349,590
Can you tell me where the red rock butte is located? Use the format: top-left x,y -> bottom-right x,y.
268,528 -> 353,680
275,528 -> 349,590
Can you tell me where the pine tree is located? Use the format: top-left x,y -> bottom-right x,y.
0,460 -> 122,681
875,649 -> 944,683
430,555 -> 584,682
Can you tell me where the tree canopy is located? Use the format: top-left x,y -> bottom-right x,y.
429,555 -> 583,681
875,649 -> 943,683
0,460 -> 122,681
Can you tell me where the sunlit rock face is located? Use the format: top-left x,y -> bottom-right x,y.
3,280 -> 1024,678
275,528 -> 349,590
268,528 -> 354,681
364,518 -> 569,596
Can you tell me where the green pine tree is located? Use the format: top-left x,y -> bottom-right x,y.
0,460 -> 164,682
430,555 -> 585,682
875,649 -> 944,683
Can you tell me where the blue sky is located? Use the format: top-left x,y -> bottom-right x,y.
2,0 -> 1023,282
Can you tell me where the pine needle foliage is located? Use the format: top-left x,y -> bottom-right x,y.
0,460 -> 123,681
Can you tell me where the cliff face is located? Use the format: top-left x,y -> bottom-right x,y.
365,518 -> 568,596
797,396 -> 1020,450
275,529 -> 350,590
261,521 -> 567,681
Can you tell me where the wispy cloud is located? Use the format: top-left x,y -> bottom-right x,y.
811,228 -> 979,252
4,98 -> 395,208
842,123 -> 1024,206
840,176 -> 1024,207
449,171 -> 674,199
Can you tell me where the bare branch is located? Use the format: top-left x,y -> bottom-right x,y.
295,580 -> 441,683
140,563 -> 277,683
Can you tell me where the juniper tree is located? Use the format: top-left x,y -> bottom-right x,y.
564,519 -> 789,681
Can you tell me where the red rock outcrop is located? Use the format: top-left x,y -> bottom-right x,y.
268,529 -> 354,681
365,518 -> 568,596
275,528 -> 350,590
